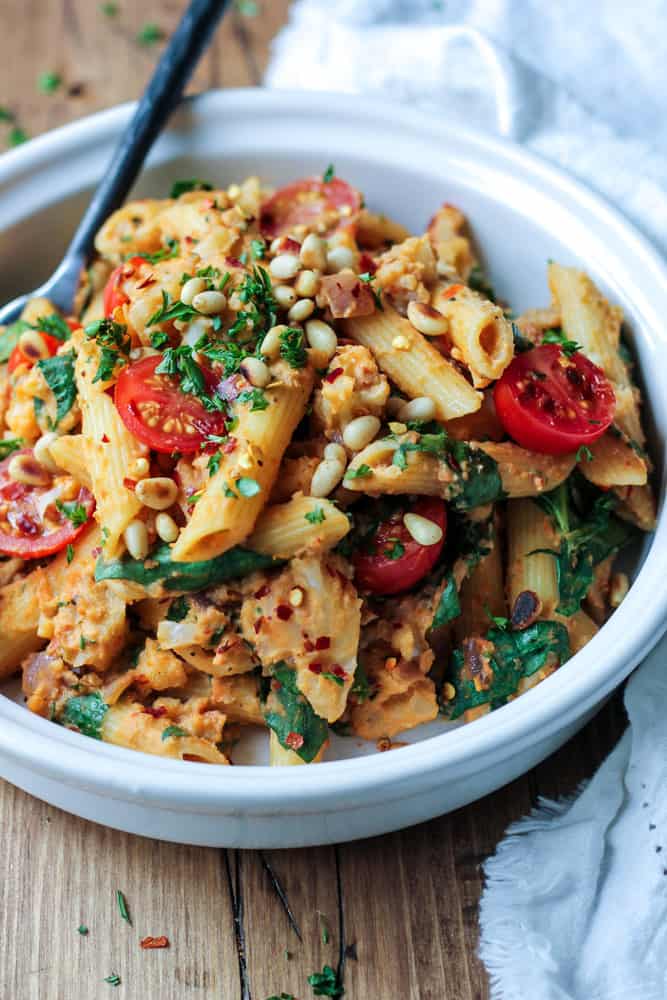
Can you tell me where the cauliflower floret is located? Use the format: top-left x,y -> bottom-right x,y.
313,345 -> 389,440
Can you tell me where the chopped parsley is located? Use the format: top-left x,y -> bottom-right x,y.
36,313 -> 72,341
170,178 -> 213,199
137,22 -> 164,46
576,444 -> 594,462
384,539 -> 405,560
0,437 -> 22,460
207,452 -> 222,476
101,1 -> 118,15
0,319 -> 31,362
116,890 -> 132,926
136,238 -> 180,264
227,266 -> 277,343
56,500 -> 89,526
0,107 -> 13,122
77,924 -> 88,935
322,164 -> 335,183
344,464 -> 372,480
8,126 -> 28,147
66,544 -> 75,564
38,71 -> 62,94
236,476 -> 261,497
321,672 -> 345,687
37,352 -> 77,425
304,506 -> 326,525
85,318 -> 131,383
103,973 -> 121,987
61,692 -> 109,740
166,596 -> 189,622
147,289 -> 197,327
359,272 -> 383,310
308,964 -> 344,997
149,330 -> 170,349
279,326 -> 307,368
155,344 -> 224,412
161,725 -> 187,741
542,327 -> 581,356
237,387 -> 269,411
250,238 -> 266,260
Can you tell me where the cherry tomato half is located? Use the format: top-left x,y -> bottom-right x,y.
0,449 -> 95,559
7,331 -> 61,374
259,177 -> 362,239
103,256 -> 147,317
352,498 -> 447,596
114,354 -> 227,454
493,344 -> 615,455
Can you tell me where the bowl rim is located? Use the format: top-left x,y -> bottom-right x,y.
0,87 -> 665,812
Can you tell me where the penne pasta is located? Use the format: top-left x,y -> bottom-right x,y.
431,281 -> 514,387
506,499 -> 560,619
578,430 -> 647,488
246,495 -> 350,559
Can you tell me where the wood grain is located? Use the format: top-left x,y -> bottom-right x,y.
0,1 -> 629,996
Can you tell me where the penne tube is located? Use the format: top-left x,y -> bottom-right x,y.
476,441 -> 576,498
614,483 -> 657,532
247,496 -> 350,559
171,368 -> 314,562
48,434 -> 93,489
578,430 -> 647,488
454,524 -> 506,642
506,499 -> 560,619
343,304 -> 481,421
102,700 -> 228,763
431,281 -> 514,387
426,203 -> 477,279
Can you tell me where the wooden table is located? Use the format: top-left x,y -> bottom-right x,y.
0,2 -> 627,996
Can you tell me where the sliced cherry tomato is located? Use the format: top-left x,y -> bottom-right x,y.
103,256 -> 147,317
0,449 -> 95,559
493,344 -> 615,455
259,177 -> 362,238
352,498 -> 447,596
114,354 -> 227,454
7,331 -> 61,374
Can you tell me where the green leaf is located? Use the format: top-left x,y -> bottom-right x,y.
77,924 -> 88,935
304,506 -> 326,525
137,22 -> 164,46
101,2 -> 118,15
384,539 -> 404,560
237,388 -> 269,411
307,964 -> 344,997
166,596 -> 189,622
103,973 -> 121,986
344,464 -> 372,481
8,126 -> 28,147
250,238 -> 266,260
0,319 -> 31,363
55,500 -> 89,526
37,352 -> 77,425
116,890 -> 131,925
236,476 -> 261,497
431,573 -> 460,630
264,664 -> 329,763
66,544 -> 75,564
35,313 -> 71,341
62,692 -> 109,740
467,264 -> 496,302
162,725 -> 187,741
170,178 -> 213,199
38,71 -> 62,94
444,621 -> 570,719
447,443 -> 504,511
349,663 -> 371,704
541,327 -> 581,356
0,437 -> 22,460
95,543 -> 279,593
322,164 -> 335,183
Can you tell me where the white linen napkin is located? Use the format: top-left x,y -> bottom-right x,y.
266,3 -> 667,997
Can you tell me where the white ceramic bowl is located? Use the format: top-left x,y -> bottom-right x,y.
0,89 -> 665,848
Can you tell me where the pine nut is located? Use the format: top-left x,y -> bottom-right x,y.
343,415 -> 381,452
388,421 -> 407,435
398,396 -> 436,422
310,458 -> 345,498
17,329 -> 50,362
305,319 -> 337,359
155,512 -> 180,543
274,285 -> 298,309
240,356 -> 271,388
135,476 -> 178,511
323,442 -> 347,464
228,292 -> 243,311
325,246 -> 356,273
128,457 -> 150,479
289,586 -> 304,607
300,234 -> 327,271
124,519 -> 149,560
227,183 -> 241,200
288,298 -> 315,323
294,269 -> 320,298
33,432 -> 62,474
392,335 -> 410,351
180,276 -> 207,306
7,453 -> 50,486
407,300 -> 448,336
403,512 -> 443,546
192,290 -> 227,315
386,396 -> 405,417
270,254 -> 301,280
260,325 -> 288,358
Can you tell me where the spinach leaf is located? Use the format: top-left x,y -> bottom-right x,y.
535,478 -> 636,616
166,596 -> 189,621
95,544 -> 279,593
431,573 -> 460,630
61,692 -> 109,739
0,319 -> 31,363
444,620 -> 570,719
263,663 -> 329,763
36,352 -> 77,425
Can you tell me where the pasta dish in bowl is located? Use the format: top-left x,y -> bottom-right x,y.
0,164 -> 654,770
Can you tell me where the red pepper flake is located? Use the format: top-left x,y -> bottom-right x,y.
308,662 -> 323,674
276,604 -> 293,621
304,639 -> 315,653
443,282 -> 465,300
254,584 -> 270,599
142,706 -> 167,719
222,436 -> 237,454
359,252 -> 377,274
253,618 -> 263,634
101,434 -> 110,443
324,367 -> 344,383
123,477 -> 137,491
136,275 -> 156,290
331,664 -> 347,678
91,546 -> 102,558
140,936 -> 169,950
285,732 -> 304,751
271,679 -> 283,691
315,636 -> 331,651
225,255 -> 244,268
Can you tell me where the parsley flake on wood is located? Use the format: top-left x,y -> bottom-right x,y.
38,71 -> 62,94
308,964 -> 344,997
116,890 -> 132,925
77,924 -> 88,935
103,973 -> 121,987
8,126 -> 28,147
137,22 -> 164,46
162,725 -> 187,741
101,1 -> 118,14
37,352 -> 77,425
